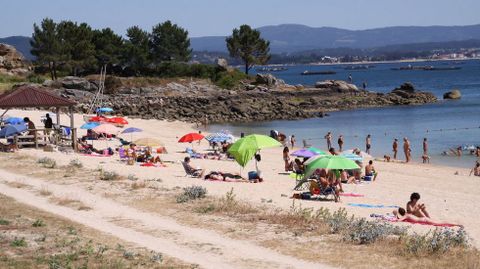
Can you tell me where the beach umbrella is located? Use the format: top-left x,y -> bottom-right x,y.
88,116 -> 108,123
342,149 -> 372,159
92,123 -> 121,135
96,107 -> 114,113
308,147 -> 329,155
205,132 -> 234,143
341,153 -> 363,161
4,117 -> 24,125
0,124 -> 27,138
122,127 -> 143,142
178,133 -> 205,143
134,137 -> 164,147
107,117 -> 129,126
291,148 -> 322,158
304,155 -> 360,179
122,127 -> 143,134
80,122 -> 101,130
228,134 -> 282,167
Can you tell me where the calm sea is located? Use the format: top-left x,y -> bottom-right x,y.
211,60 -> 480,168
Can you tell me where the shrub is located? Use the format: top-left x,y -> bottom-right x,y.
319,207 -> 353,234
10,237 -> 27,247
37,157 -> 57,168
176,185 -> 207,203
26,73 -> 46,84
104,75 -> 123,94
68,158 -> 83,168
99,170 -> 119,181
403,228 -> 470,255
213,70 -> 248,89
0,218 -> 10,225
32,219 -> 46,227
344,218 -> 407,244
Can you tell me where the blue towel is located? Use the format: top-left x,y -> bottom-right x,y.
348,203 -> 399,208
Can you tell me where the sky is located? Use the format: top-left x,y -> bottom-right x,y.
1,0 -> 480,38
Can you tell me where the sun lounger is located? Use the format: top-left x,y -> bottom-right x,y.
186,148 -> 203,159
181,161 -> 203,178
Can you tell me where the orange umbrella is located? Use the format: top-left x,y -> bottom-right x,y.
107,117 -> 129,125
178,133 -> 204,143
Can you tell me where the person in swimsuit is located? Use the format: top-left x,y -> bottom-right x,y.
393,207 -> 462,227
337,135 -> 344,152
392,138 -> 398,159
406,192 -> 430,218
325,132 -> 332,150
290,135 -> 296,149
365,134 -> 371,154
403,137 -> 411,163
470,161 -> 480,176
282,146 -> 292,172
365,160 -> 378,180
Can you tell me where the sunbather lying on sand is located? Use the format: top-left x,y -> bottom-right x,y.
204,172 -> 247,182
393,207 -> 462,227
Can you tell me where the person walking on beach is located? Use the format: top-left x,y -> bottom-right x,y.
290,135 -> 296,149
392,138 -> 399,159
403,137 -> 411,163
338,135 -> 344,152
325,132 -> 332,150
365,134 -> 371,154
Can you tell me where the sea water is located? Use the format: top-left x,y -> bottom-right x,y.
211,60 -> 480,168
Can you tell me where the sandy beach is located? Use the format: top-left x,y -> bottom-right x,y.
0,108 -> 479,268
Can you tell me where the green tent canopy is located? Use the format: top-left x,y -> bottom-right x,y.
304,155 -> 360,179
227,134 -> 282,167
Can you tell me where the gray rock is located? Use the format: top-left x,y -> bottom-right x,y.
255,73 -> 285,87
443,89 -> 461,100
216,58 -> 229,70
315,80 -> 358,92
61,76 -> 94,91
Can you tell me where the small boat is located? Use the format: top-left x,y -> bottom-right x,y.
256,66 -> 288,72
344,65 -> 376,70
423,66 -> 462,71
301,70 -> 336,75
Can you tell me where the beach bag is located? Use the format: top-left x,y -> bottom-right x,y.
248,171 -> 258,180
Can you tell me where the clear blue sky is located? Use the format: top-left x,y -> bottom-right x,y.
2,0 -> 480,37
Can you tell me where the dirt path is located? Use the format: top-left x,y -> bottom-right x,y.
0,169 -> 332,269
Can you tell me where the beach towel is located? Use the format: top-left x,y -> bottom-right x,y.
81,153 -> 110,157
140,163 -> 166,167
348,203 -> 398,208
340,193 -> 365,197
370,214 -> 462,227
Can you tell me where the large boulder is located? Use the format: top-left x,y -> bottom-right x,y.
391,82 -> 418,98
315,80 -> 358,92
443,89 -> 461,100
60,76 -> 95,91
0,43 -> 32,76
255,73 -> 285,87
216,58 -> 229,71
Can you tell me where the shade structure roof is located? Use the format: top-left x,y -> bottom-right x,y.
0,85 -> 77,108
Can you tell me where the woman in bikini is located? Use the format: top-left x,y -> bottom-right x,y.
393,207 -> 462,227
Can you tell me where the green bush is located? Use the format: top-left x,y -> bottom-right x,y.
403,228 -> 470,255
37,157 -> 57,168
27,74 -> 46,84
213,70 -> 248,89
32,219 -> 46,227
176,185 -> 207,203
10,237 -> 27,247
344,218 -> 407,244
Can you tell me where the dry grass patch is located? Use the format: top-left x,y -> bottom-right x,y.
0,194 -> 193,269
5,181 -> 29,189
131,180 -> 146,190
50,196 -> 92,211
39,185 -> 52,196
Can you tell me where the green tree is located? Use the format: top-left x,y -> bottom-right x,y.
226,25 -> 270,74
149,21 -> 191,63
92,28 -> 124,69
30,18 -> 63,80
57,21 -> 95,76
123,26 -> 150,75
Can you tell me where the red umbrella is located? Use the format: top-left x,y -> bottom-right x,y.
89,116 -> 108,123
107,117 -> 129,126
178,133 -> 204,143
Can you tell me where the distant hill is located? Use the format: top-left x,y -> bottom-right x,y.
191,24 -> 480,53
0,36 -> 33,60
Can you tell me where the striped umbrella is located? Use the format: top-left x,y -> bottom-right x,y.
205,132 -> 234,143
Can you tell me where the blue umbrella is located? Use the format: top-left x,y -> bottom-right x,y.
205,132 -> 233,143
341,153 -> 363,161
0,124 -> 27,138
122,127 -> 143,134
4,117 -> 24,125
80,122 -> 101,129
291,148 -> 319,158
96,107 -> 114,113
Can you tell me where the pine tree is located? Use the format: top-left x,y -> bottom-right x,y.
30,18 -> 63,80
149,21 -> 192,63
123,26 -> 150,74
226,25 -> 270,74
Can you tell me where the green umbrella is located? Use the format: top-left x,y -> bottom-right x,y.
228,134 -> 282,167
308,147 -> 329,155
304,155 -> 360,179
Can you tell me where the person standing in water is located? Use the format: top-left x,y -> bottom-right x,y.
337,135 -> 344,152
392,138 -> 399,160
290,135 -> 296,149
365,134 -> 371,154
325,132 -> 332,150
403,137 -> 411,163
423,138 -> 428,155
348,74 -> 353,83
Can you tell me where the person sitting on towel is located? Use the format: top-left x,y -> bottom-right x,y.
406,192 -> 430,218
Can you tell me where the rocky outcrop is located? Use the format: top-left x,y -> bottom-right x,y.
0,43 -> 31,76
443,89 -> 461,100
255,73 -> 285,87
60,76 -> 96,92
46,76 -> 437,123
315,80 -> 358,92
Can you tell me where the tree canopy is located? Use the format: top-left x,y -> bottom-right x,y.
150,21 -> 192,63
226,25 -> 270,74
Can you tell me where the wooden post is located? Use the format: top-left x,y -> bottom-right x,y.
34,130 -> 38,148
72,128 -> 78,151
56,107 -> 60,126
69,106 -> 77,150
